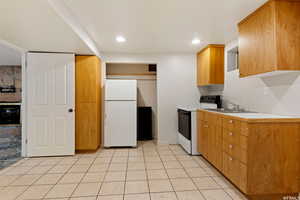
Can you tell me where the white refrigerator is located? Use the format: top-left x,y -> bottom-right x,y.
104,80 -> 137,147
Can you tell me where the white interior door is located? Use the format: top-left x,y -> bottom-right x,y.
27,53 -> 75,157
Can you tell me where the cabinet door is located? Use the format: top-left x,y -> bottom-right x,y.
207,123 -> 216,165
238,1 -> 276,77
75,56 -> 102,150
197,115 -> 209,158
215,126 -> 223,170
76,103 -> 98,150
197,113 -> 204,154
197,48 -> 210,86
76,56 -> 101,103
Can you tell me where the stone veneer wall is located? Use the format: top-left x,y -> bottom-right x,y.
0,65 -> 21,102
0,126 -> 21,169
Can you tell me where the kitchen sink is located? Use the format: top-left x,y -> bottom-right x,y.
205,108 -> 257,114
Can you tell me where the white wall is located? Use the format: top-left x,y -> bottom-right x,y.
0,43 -> 21,65
103,53 -> 200,144
223,40 -> 300,116
106,63 -> 155,75
136,78 -> 158,139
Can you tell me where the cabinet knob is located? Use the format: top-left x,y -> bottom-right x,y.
229,157 -> 233,161
229,144 -> 233,149
204,125 -> 209,128
229,120 -> 233,124
229,132 -> 233,136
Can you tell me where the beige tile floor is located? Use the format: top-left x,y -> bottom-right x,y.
0,141 -> 248,200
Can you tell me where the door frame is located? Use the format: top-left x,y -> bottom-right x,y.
0,40 -> 27,156
103,60 -> 159,143
21,52 -> 27,157
22,52 -> 76,157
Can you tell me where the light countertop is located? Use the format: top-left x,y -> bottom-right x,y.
224,112 -> 296,119
199,109 -> 300,122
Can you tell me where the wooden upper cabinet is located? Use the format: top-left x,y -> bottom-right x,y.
197,44 -> 225,86
76,56 -> 101,103
238,0 -> 300,77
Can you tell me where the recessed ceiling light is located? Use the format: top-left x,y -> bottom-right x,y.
116,36 -> 126,43
192,38 -> 201,45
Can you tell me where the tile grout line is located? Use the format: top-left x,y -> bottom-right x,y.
122,148 -> 130,200
176,152 -> 210,200
157,143 -> 180,200
178,149 -> 234,200
39,157 -> 81,199
142,141 -> 152,200
10,157 -> 65,200
173,146 -> 233,199
68,155 -> 98,198
171,146 -> 197,199
96,148 -> 114,198
0,141 -> 245,200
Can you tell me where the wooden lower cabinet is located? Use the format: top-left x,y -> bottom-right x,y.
197,110 -> 300,199
75,103 -> 100,150
198,113 -> 223,170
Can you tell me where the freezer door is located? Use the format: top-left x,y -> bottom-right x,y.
104,101 -> 137,147
105,80 -> 137,101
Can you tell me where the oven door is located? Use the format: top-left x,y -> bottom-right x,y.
178,109 -> 191,140
0,105 -> 21,124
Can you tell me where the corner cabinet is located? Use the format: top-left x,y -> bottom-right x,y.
197,110 -> 300,199
197,44 -> 225,86
238,0 -> 300,77
75,56 -> 102,151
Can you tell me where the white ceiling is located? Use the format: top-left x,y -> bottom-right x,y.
0,0 -> 267,54
64,0 -> 267,53
0,0 -> 92,54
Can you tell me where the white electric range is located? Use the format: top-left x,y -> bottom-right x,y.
177,96 -> 221,155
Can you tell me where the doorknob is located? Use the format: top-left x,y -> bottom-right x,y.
68,108 -> 74,113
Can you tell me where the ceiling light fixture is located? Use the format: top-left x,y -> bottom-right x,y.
192,38 -> 201,45
116,36 -> 126,43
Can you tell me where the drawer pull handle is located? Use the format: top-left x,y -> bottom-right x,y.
229,120 -> 233,124
229,144 -> 233,149
204,125 -> 209,128
229,132 -> 233,136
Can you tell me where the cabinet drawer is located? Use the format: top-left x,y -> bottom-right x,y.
223,141 -> 248,164
223,142 -> 239,159
223,129 -> 239,144
223,118 -> 240,131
